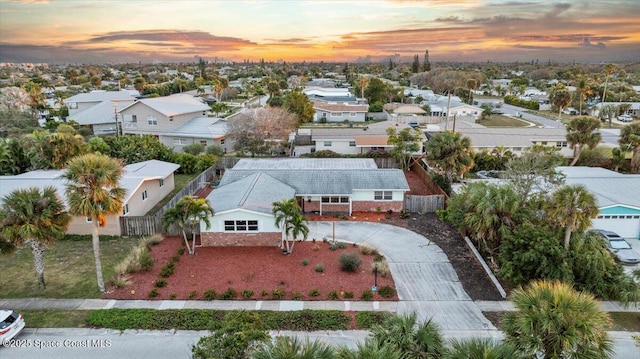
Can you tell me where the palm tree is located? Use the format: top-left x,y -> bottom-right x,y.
576,75 -> 591,115
357,76 -> 370,99
424,131 -> 474,182
163,196 -> 214,255
546,184 -> 598,249
502,280 -> 613,359
369,312 -> 447,359
63,154 -> 126,292
0,187 -> 71,289
335,338 -> 401,359
619,123 -> 640,173
446,338 -> 521,359
250,336 -> 335,359
549,83 -> 573,120
272,198 -> 309,254
565,116 -> 601,166
601,63 -> 616,104
598,104 -> 617,128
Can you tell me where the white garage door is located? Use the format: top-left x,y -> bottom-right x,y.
592,215 -> 640,239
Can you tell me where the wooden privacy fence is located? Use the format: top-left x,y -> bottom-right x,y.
403,194 -> 445,213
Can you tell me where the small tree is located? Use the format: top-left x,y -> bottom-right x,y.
619,123 -> 640,173
0,187 -> 71,289
546,184 -> 598,249
272,198 -> 308,254
565,116 -> 601,166
163,196 -> 214,255
502,280 -> 613,359
386,127 -> 423,170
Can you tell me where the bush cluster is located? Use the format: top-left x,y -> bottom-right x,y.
355,311 -> 392,329
503,95 -> 540,110
339,252 -> 362,272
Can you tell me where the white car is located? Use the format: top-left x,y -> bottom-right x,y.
0,310 -> 25,343
617,114 -> 633,122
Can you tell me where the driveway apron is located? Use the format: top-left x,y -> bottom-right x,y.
307,221 -> 495,331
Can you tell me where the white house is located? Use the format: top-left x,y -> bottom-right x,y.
64,90 -> 136,135
201,158 -> 410,246
159,116 -> 233,153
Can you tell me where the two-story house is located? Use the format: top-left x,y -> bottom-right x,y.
64,90 -> 137,135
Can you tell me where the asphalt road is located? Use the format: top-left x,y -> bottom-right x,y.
474,99 -> 562,128
3,328 -> 638,359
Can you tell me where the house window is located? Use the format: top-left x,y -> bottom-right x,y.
224,220 -> 258,232
220,139 -> 225,145
147,116 -> 157,125
174,138 -> 188,145
321,196 -> 350,203
331,112 -> 342,117
122,204 -> 129,215
131,115 -> 137,123
374,191 -> 393,200
556,141 -> 568,148
200,140 -> 207,146
169,116 -> 174,122
159,179 -> 164,188
142,190 -> 148,201
349,141 -> 356,147
541,141 -> 547,145
350,112 -> 356,117
324,141 -> 332,147
68,102 -> 77,109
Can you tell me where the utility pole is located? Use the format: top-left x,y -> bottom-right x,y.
444,92 -> 452,131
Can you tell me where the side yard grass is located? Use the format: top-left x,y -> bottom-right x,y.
476,115 -> 533,127
0,236 -> 140,299
147,173 -> 199,215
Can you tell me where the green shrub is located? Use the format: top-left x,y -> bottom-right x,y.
260,290 -> 269,297
187,290 -> 197,299
343,291 -> 354,299
170,255 -> 180,264
339,252 -> 362,272
378,286 -> 396,298
203,289 -> 217,301
355,312 -> 393,329
330,241 -> 347,251
241,290 -> 254,299
301,258 -> 309,266
292,292 -> 303,300
220,288 -> 237,300
110,273 -> 131,288
168,293 -> 176,300
139,251 -> 155,271
308,288 -> 320,297
315,264 -> 325,273
154,279 -> 167,288
327,290 -> 339,300
177,247 -> 185,255
361,289 -> 373,301
148,289 -> 159,298
159,263 -> 175,278
271,288 -> 286,299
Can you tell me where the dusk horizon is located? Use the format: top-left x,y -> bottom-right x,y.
1,0 -> 640,65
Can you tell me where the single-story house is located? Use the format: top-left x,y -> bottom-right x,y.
159,116 -> 233,153
559,166 -> 640,239
201,158 -> 410,246
311,100 -> 368,123
0,160 -> 180,236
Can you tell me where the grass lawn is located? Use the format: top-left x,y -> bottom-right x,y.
476,115 -> 533,127
21,310 -> 92,328
147,173 -> 198,215
0,236 -> 140,299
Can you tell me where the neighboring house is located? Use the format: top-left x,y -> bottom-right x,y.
590,102 -> 639,119
159,116 -> 233,153
201,158 -> 409,246
64,90 -> 136,135
303,86 -> 352,98
120,94 -> 210,136
559,166 -> 640,239
0,160 -> 180,236
311,100 -> 368,122
294,121 -> 416,156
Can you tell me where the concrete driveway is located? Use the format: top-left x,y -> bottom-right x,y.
307,221 -> 495,331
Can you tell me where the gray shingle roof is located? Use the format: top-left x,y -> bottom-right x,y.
232,158 -> 378,170
166,117 -> 227,139
67,100 -> 133,126
64,91 -> 135,104
558,166 -> 640,209
121,94 -> 210,117
207,173 -> 296,214
219,169 -> 409,195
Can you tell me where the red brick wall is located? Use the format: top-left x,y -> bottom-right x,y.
352,200 -> 403,213
200,231 -> 281,247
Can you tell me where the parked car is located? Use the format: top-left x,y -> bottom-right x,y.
591,229 -> 640,265
408,121 -> 419,128
491,108 -> 503,114
617,114 -> 633,122
0,310 -> 25,342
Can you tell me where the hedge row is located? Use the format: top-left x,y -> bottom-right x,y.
86,309 -> 390,331
503,95 -> 540,110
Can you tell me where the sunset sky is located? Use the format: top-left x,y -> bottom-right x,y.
1,0 -> 639,64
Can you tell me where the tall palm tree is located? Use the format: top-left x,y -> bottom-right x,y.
424,131 -> 474,182
0,187 -> 71,289
272,198 -> 309,254
369,312 -> 447,359
576,75 -> 590,115
619,123 -> 640,173
546,184 -> 598,249
598,104 -> 617,128
502,280 -> 613,359
565,116 -> 602,166
549,83 -> 573,120
335,338 -> 401,359
63,154 -> 126,292
601,63 -> 616,104
163,196 -> 214,255
446,338 -> 521,359
250,336 -> 335,359
357,76 -> 370,99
